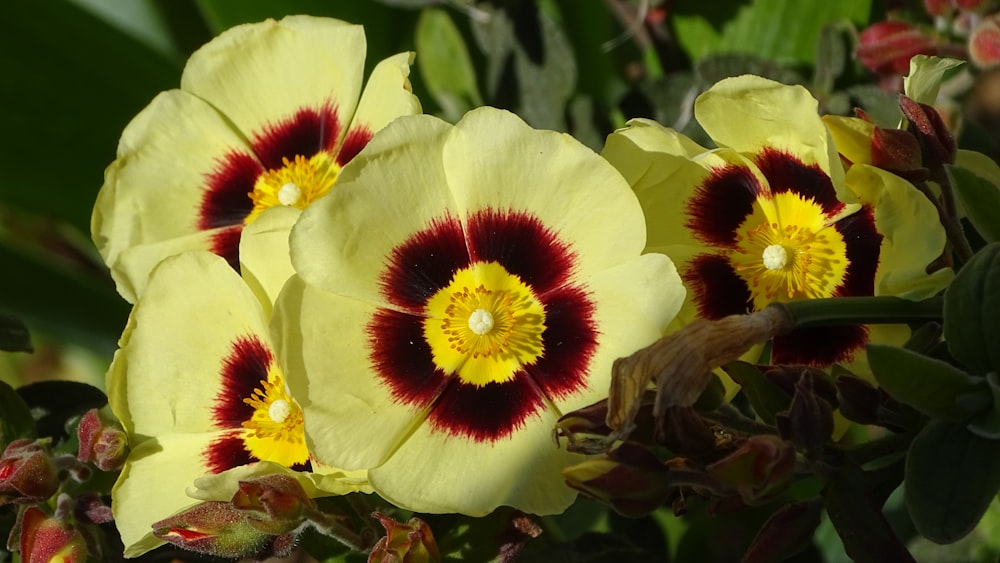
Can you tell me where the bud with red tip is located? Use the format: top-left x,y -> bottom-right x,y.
970,14 -> 1000,69
17,506 -> 88,563
231,473 -> 315,535
899,95 -> 957,167
76,408 -> 128,472
562,442 -> 674,517
0,439 -> 59,505
707,435 -> 797,505
152,501 -> 299,559
857,21 -> 938,75
369,512 -> 440,563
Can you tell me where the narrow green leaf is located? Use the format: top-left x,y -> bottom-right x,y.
948,165 -> 1000,243
722,361 -> 790,425
0,380 -> 36,449
943,242 -> 1000,374
906,420 -> 1000,544
415,8 -> 483,123
0,314 -> 32,353
867,344 -> 987,420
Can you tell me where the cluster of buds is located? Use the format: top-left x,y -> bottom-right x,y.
857,0 -> 1000,76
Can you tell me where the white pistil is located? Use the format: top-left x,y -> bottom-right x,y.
468,308 -> 495,336
762,244 -> 789,270
277,182 -> 302,206
268,399 -> 291,423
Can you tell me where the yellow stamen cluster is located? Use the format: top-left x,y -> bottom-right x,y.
245,153 -> 340,224
241,368 -> 309,467
424,262 -> 546,386
729,192 -> 852,311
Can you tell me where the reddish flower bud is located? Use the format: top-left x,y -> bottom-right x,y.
231,474 -> 315,534
707,435 -> 797,505
562,443 -> 673,517
857,21 -> 938,75
76,408 -> 128,472
872,126 -> 925,172
0,439 -> 59,505
369,513 -> 440,563
18,506 -> 88,563
970,15 -> 1000,69
924,0 -> 954,17
899,95 -> 957,166
152,501 -> 298,559
956,0 -> 992,12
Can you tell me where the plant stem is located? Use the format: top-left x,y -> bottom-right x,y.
779,296 -> 944,328
916,175 -> 974,268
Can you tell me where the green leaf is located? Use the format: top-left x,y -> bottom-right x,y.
825,465 -> 916,563
948,165 -> 1000,243
968,372 -> 1000,440
868,344 -> 987,420
415,8 -> 483,123
0,314 -> 32,353
0,380 -> 36,449
903,55 -> 965,106
906,420 -> 1000,544
943,242 -> 1000,374
671,0 -> 870,65
722,361 -> 790,425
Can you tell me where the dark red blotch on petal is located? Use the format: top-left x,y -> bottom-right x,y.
467,209 -> 577,295
684,253 -> 754,319
204,431 -> 254,474
367,308 -> 449,407
755,148 -> 845,217
834,207 -> 882,298
528,285 -> 597,400
379,214 -> 470,312
200,151 -> 262,231
212,335 -> 273,428
685,163 -> 760,248
209,226 -> 244,271
427,376 -> 546,442
336,126 -> 374,166
251,103 -> 341,170
772,325 -> 870,366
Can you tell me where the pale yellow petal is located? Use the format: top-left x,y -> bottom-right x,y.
339,51 -> 422,157
239,206 -> 301,317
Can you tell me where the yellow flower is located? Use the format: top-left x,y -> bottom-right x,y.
93,16 -> 421,303
108,212 -> 367,557
602,75 -> 949,369
274,107 -> 685,516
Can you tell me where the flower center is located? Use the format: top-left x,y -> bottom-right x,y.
730,192 -> 851,310
241,367 -> 308,467
246,153 -> 340,224
424,261 -> 546,386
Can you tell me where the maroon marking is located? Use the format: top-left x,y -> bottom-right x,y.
427,374 -> 546,442
526,284 -> 597,400
211,335 -> 274,428
466,209 -> 576,295
755,148 -> 845,217
685,164 -> 760,248
208,226 -> 243,271
203,431 -> 253,474
251,102 -> 341,170
772,324 -> 869,366
834,206 -> 882,298
199,151 -> 261,230
378,214 -> 470,312
683,253 -> 754,319
336,126 -> 374,166
367,308 -> 449,407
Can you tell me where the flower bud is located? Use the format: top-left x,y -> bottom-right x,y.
956,0 -> 992,12
369,512 -> 440,563
18,506 -> 88,563
0,439 -> 59,505
970,15 -> 1000,69
230,474 -> 314,534
857,21 -> 937,75
783,377 -> 835,458
899,95 -> 957,167
924,0 -> 954,17
76,408 -> 128,472
707,435 -> 797,505
152,501 -> 298,559
562,443 -> 673,517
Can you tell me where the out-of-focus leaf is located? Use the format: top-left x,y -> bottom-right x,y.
722,361 -> 790,425
0,238 -> 128,355
67,0 -> 186,60
1,0 -> 181,233
416,7 -> 483,122
825,466 -> 916,563
671,0 -> 870,65
948,165 -> 1000,243
845,84 -> 901,127
695,54 -> 804,89
17,381 -> 107,442
868,344 -> 988,420
968,372 -> 1000,440
743,499 -> 823,563
906,420 -> 1000,544
814,22 -> 851,95
0,380 -> 36,449
943,242 -> 1000,374
0,314 -> 32,353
